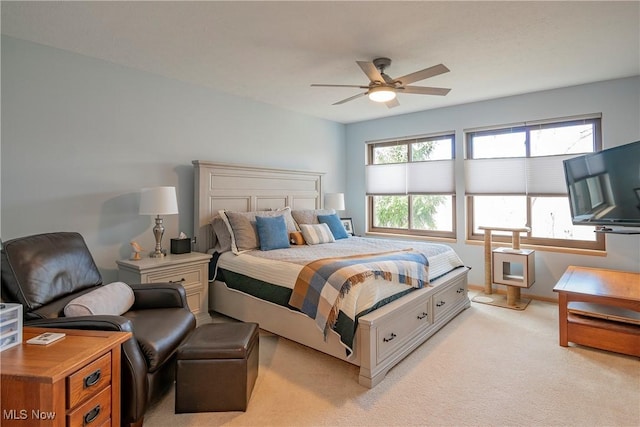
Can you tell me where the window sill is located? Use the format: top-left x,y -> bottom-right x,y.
464,239 -> 607,257
365,231 -> 456,244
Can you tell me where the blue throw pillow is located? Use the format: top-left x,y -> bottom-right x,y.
317,213 -> 349,240
255,215 -> 290,251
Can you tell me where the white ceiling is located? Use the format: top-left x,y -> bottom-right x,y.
2,1 -> 639,124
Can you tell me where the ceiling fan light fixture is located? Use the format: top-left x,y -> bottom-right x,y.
368,86 -> 396,103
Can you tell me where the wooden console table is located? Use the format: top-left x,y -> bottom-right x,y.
553,266 -> 640,357
1,327 -> 131,427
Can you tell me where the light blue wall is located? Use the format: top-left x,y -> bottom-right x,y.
3,35 -> 638,299
345,76 -> 640,298
1,36 -> 346,281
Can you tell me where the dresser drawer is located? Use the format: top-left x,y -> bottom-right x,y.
433,283 -> 467,318
67,353 -> 111,409
376,300 -> 431,363
67,385 -> 111,427
147,267 -> 202,286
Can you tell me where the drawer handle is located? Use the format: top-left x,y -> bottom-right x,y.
83,369 -> 101,388
83,404 -> 100,425
383,333 -> 397,343
417,312 -> 428,320
169,278 -> 186,283
457,288 -> 464,294
436,301 -> 446,307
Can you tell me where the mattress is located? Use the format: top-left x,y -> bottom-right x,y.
214,237 -> 465,354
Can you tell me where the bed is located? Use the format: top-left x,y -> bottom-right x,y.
193,161 -> 470,388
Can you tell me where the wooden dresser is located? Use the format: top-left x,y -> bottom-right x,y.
0,327 -> 131,427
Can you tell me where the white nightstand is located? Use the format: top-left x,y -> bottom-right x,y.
117,252 -> 212,325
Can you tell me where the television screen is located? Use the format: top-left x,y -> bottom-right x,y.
563,141 -> 640,228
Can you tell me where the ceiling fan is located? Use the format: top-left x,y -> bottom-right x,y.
311,57 -> 451,108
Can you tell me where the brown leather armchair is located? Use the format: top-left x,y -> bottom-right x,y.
1,232 -> 196,427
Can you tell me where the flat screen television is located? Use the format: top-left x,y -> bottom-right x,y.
563,140 -> 640,230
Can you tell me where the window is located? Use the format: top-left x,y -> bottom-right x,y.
465,116 -> 604,250
366,134 -> 456,239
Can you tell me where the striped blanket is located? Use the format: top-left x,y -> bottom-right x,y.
289,249 -> 429,339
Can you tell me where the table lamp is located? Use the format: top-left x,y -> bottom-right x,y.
324,192 -> 345,212
139,186 -> 179,258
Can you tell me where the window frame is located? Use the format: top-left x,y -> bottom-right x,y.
366,133 -> 457,240
465,116 -> 605,251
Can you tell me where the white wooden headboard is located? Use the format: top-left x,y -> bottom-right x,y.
192,161 -> 324,252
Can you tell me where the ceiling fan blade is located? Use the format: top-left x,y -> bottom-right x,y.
356,61 -> 384,83
395,64 -> 450,86
333,92 -> 367,105
311,84 -> 369,88
400,86 -> 451,96
385,98 -> 400,109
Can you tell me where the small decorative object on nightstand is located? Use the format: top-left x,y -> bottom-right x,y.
117,252 -> 212,325
130,240 -> 144,260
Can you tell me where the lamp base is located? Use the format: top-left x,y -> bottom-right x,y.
149,249 -> 167,258
150,215 -> 167,258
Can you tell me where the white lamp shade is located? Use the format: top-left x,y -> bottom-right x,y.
324,193 -> 345,211
139,186 -> 179,215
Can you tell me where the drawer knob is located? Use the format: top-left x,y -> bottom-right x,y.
456,288 -> 464,294
383,332 -> 397,343
436,301 -> 446,307
170,278 -> 186,283
417,312 -> 428,320
83,369 -> 101,388
83,404 -> 101,425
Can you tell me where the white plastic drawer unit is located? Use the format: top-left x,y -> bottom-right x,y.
0,303 -> 23,352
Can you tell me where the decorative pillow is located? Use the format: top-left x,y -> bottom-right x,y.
256,215 -> 290,251
289,231 -> 306,245
221,207 -> 297,254
299,223 -> 335,245
210,215 -> 232,253
291,209 -> 335,226
64,282 -> 134,317
317,213 -> 350,240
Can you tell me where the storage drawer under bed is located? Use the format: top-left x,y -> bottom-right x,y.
376,298 -> 432,363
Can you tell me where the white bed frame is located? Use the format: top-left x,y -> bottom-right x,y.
193,160 -> 470,388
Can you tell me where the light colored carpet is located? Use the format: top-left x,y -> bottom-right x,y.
144,296 -> 639,427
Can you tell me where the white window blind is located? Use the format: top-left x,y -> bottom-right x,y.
465,158 -> 527,194
407,159 -> 455,194
366,160 -> 455,195
465,154 -> 582,195
366,163 -> 407,195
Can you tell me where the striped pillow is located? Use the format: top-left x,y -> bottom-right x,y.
299,223 -> 335,245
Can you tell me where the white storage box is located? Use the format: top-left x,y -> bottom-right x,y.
0,303 -> 23,352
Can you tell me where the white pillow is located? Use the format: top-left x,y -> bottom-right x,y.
299,223 -> 335,245
64,282 -> 134,317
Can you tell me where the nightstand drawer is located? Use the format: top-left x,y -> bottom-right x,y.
67,385 -> 111,427
116,252 -> 212,325
147,267 -> 202,286
67,353 -> 111,409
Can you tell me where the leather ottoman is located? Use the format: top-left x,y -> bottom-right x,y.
175,322 -> 259,413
